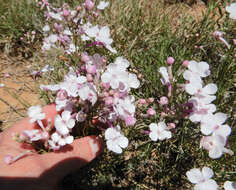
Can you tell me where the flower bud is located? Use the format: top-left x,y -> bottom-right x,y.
77,6 -> 82,11
57,90 -> 67,100
138,73 -> 142,79
167,57 -> 175,65
86,74 -> 93,82
81,52 -> 90,62
109,90 -> 115,95
168,123 -> 176,129
159,96 -> 168,105
148,97 -> 154,103
213,31 -> 223,39
125,116 -> 136,126
182,60 -> 189,67
138,99 -> 146,105
233,39 -> 236,46
86,64 -> 96,74
161,112 -> 167,117
105,96 -> 113,105
147,107 -> 156,116
103,92 -> 109,97
85,0 -> 94,10
63,9 -> 70,17
102,57 -> 107,63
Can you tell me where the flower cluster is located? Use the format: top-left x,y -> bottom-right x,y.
7,0 -> 141,155
40,55 -> 139,153
40,0 -> 116,54
186,166 -> 236,190
182,61 -> 233,159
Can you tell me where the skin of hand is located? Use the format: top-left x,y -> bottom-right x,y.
0,104 -> 103,190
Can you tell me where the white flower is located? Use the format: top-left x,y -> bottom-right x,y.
226,3 -> 236,19
49,132 -> 74,150
113,96 -> 136,119
65,43 -> 76,54
22,130 -> 47,141
158,67 -> 170,85
63,29 -> 72,36
0,83 -> 5,88
149,122 -> 172,141
41,65 -> 54,73
43,25 -> 50,32
186,167 -> 218,190
185,82 -> 217,104
42,40 -> 51,51
128,73 -> 140,89
188,98 -> 216,123
97,1 -> 109,10
49,12 -> 62,21
185,77 -> 203,95
42,35 -> 58,51
27,105 -> 46,123
60,70 -> 87,97
187,61 -> 210,78
78,83 -> 97,105
224,181 -> 236,190
48,34 -> 58,43
41,68 -> 87,97
200,112 -> 230,136
102,63 -> 128,90
101,57 -> 139,91
82,24 -> 117,53
200,134 -> 233,159
105,125 -> 128,154
54,111 -> 75,136
55,98 -> 68,111
194,83 -> 217,104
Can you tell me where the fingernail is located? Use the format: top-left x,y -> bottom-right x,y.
89,137 -> 100,156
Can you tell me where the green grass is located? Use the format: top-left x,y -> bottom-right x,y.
0,0 -> 235,189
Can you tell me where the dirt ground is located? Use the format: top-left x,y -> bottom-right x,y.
0,53 -> 43,130
0,0 -> 208,130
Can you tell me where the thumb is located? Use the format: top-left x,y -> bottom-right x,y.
37,135 -> 103,188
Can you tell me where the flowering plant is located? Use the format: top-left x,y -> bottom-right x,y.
4,1 -> 235,189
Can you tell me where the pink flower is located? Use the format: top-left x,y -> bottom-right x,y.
85,0 -> 94,10
81,52 -> 90,62
159,96 -> 168,105
125,116 -> 136,126
147,108 -> 156,116
63,10 -> 70,17
138,99 -> 146,105
168,123 -> 176,129
86,64 -> 97,74
57,90 -> 67,100
182,60 -> 189,67
167,57 -> 175,65
148,98 -> 154,103
105,96 -> 113,105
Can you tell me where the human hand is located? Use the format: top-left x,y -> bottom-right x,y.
0,104 -> 103,190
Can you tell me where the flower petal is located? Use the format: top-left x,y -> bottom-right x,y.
202,167 -> 214,180
186,168 -> 203,184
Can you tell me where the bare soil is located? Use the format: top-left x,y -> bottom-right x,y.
0,53 -> 43,130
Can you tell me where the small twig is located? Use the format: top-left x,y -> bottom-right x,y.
0,97 -> 25,117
